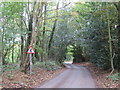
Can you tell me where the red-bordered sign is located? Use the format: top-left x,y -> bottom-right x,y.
27,46 -> 35,54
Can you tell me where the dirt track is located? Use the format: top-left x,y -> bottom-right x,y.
38,63 -> 97,88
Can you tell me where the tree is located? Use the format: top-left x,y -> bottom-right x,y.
48,1 -> 59,54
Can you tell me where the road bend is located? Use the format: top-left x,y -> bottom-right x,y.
38,63 -> 97,88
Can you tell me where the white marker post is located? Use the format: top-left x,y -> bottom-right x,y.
27,45 -> 35,76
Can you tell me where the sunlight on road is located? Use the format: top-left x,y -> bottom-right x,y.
64,61 -> 73,64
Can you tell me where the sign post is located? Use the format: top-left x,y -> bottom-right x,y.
29,54 -> 32,75
27,45 -> 35,76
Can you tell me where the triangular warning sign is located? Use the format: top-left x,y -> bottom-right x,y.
27,46 -> 35,54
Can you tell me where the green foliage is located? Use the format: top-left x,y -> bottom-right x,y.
70,2 -> 119,70
7,71 -> 14,80
65,45 -> 74,61
1,1 -> 120,74
1,2 -> 28,64
33,61 -> 61,71
2,64 -> 19,72
2,64 -> 19,80
49,15 -> 73,63
72,45 -> 86,63
109,73 -> 120,81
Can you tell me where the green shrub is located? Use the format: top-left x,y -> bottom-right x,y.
33,61 -> 61,70
109,73 -> 120,81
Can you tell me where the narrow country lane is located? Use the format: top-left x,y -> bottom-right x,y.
38,63 -> 97,88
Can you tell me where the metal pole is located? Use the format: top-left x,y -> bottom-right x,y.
30,54 -> 32,75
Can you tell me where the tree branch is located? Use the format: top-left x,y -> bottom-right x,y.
47,2 -> 71,12
37,2 -> 71,18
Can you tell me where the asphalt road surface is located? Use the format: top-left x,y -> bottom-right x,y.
38,63 -> 97,88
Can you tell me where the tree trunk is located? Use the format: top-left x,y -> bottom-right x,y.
106,3 -> 114,72
24,15 -> 33,73
24,1 -> 42,73
33,2 -> 44,62
24,2 -> 34,73
12,37 -> 15,63
48,2 -> 59,56
20,10 -> 24,70
41,3 -> 47,62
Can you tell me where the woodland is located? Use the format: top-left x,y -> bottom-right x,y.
0,1 -> 120,88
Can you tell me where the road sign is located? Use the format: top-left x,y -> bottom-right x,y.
27,45 -> 35,76
27,46 -> 35,54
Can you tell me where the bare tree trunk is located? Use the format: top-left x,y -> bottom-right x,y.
20,36 -> 24,67
48,2 -> 59,56
33,2 -> 44,62
12,37 -> 15,63
20,8 -> 24,69
41,3 -> 47,62
24,16 -> 33,73
24,1 -> 44,73
24,2 -> 35,73
106,3 -> 114,73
